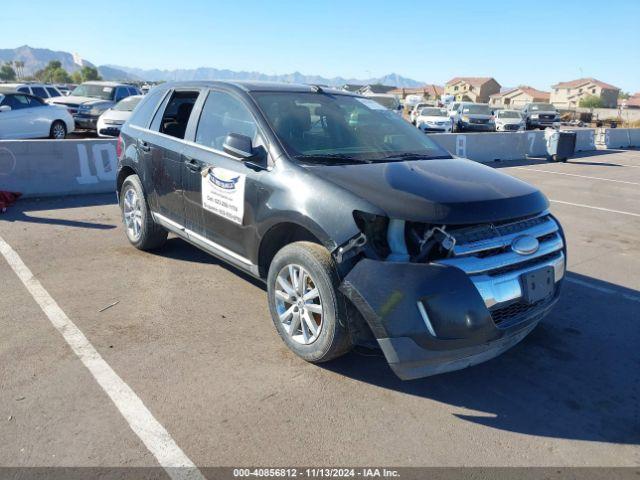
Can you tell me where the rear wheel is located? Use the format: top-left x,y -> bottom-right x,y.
267,242 -> 352,363
120,174 -> 167,250
50,121 -> 67,139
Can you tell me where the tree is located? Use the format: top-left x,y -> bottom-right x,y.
80,66 -> 101,81
579,95 -> 604,109
0,63 -> 17,81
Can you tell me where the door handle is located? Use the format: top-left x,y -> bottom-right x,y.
184,157 -> 201,172
139,141 -> 151,152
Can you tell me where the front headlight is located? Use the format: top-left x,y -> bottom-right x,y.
531,114 -> 539,119
461,115 -> 469,122
89,106 -> 108,116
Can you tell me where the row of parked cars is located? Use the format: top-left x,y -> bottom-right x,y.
408,101 -> 561,134
0,81 -> 143,140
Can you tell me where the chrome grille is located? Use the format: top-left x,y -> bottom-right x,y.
434,212 -> 565,326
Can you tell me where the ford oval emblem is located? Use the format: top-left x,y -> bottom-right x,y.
511,235 -> 540,255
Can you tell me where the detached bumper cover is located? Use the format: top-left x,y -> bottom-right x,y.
340,259 -> 560,380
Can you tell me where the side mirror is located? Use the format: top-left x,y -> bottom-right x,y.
223,133 -> 254,159
0,105 -> 11,112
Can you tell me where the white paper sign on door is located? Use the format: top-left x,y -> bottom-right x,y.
201,167 -> 246,225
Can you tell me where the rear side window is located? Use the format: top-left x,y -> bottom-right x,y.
31,87 -> 47,98
157,90 -> 199,139
129,88 -> 165,128
17,87 -> 29,94
4,94 -> 31,110
195,91 -> 258,150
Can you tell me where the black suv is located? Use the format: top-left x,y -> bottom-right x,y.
522,102 -> 561,130
116,82 -> 566,380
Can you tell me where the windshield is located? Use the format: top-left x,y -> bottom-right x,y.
113,96 -> 142,111
498,111 -> 522,119
253,92 -> 450,163
70,84 -> 114,100
530,103 -> 556,111
462,104 -> 491,115
420,107 -> 447,117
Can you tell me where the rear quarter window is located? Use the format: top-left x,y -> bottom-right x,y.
128,89 -> 166,128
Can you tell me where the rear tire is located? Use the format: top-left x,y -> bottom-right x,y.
267,241 -> 352,363
50,120 -> 67,139
119,174 -> 167,250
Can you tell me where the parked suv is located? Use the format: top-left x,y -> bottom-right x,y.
0,82 -> 64,100
522,103 -> 560,130
451,102 -> 495,132
49,81 -> 141,130
117,82 -> 566,380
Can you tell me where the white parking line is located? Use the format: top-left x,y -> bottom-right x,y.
566,277 -> 640,303
0,236 -> 205,480
514,167 -> 640,185
549,199 -> 640,217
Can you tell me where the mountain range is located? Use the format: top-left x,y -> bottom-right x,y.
0,45 -> 424,88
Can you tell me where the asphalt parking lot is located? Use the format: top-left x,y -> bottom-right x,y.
1,149 -> 639,473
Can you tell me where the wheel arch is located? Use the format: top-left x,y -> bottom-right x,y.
116,165 -> 139,197
258,222 -> 325,279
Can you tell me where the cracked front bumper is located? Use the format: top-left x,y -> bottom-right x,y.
340,259 -> 562,380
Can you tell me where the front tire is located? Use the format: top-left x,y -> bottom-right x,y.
50,120 -> 67,139
267,242 -> 352,363
119,174 -> 167,250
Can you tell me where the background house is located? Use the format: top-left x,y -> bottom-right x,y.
550,78 -> 620,109
388,84 -> 443,102
358,84 -> 396,96
444,77 -> 501,103
489,86 -> 550,109
620,92 -> 640,109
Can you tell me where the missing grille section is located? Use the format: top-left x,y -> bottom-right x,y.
490,295 -> 554,328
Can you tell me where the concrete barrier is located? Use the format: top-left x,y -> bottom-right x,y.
574,129 -> 596,152
429,131 -> 549,160
0,139 -> 117,197
601,128 -> 640,148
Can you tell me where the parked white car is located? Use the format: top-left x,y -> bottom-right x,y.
409,102 -> 429,125
97,95 -> 143,137
0,92 -> 74,139
495,109 -> 525,131
415,107 -> 452,132
0,83 -> 64,100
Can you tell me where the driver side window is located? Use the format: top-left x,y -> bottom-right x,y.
195,91 -> 258,151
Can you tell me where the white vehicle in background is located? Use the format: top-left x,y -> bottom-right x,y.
0,92 -> 74,139
409,102 -> 429,125
0,83 -> 64,100
494,109 -> 526,131
404,94 -> 424,110
415,107 -> 452,133
365,94 -> 402,114
97,95 -> 143,137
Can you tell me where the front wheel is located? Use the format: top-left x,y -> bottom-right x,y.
50,120 -> 67,139
267,242 -> 352,363
120,174 -> 167,250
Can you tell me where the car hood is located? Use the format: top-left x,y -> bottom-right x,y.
418,116 -> 450,122
461,113 -> 493,120
51,95 -> 111,106
496,117 -> 523,124
305,158 -> 548,225
100,109 -> 132,122
530,110 -> 558,116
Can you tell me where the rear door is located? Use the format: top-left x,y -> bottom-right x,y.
0,94 -> 36,138
142,88 -> 202,225
181,89 -> 266,261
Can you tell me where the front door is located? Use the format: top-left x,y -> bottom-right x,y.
181,89 -> 266,261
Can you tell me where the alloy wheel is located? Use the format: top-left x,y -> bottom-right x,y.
275,264 -> 323,344
123,188 -> 143,241
52,123 -> 66,139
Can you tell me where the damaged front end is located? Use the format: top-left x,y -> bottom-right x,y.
335,211 -> 566,380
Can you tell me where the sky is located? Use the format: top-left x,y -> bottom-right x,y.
2,0 -> 639,92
